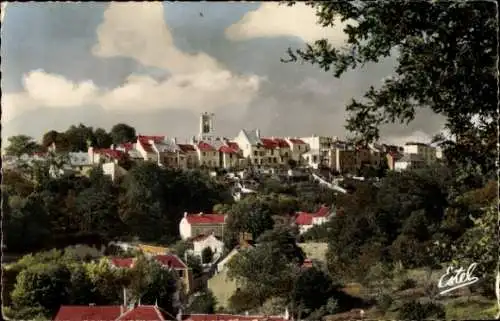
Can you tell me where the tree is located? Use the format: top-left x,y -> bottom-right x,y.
201,247 -> 214,264
227,243 -> 300,306
65,124 -> 95,152
11,263 -> 71,318
188,290 -> 217,314
398,300 -> 446,320
284,1 -> 497,180
110,123 -> 137,145
93,128 -> 113,148
291,267 -> 336,317
256,226 -> 305,264
5,135 -> 41,157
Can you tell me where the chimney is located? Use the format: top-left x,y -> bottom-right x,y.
198,211 -> 203,216
111,144 -> 115,150
184,212 -> 188,218
89,303 -> 96,306
245,311 -> 249,316
284,307 -> 290,320
173,137 -> 177,144
255,129 -> 261,138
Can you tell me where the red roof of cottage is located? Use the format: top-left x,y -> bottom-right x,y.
219,145 -> 238,154
154,254 -> 188,269
137,135 -> 165,143
184,315 -> 287,321
117,306 -> 167,321
288,138 -> 306,144
137,139 -> 154,153
119,143 -> 135,151
260,138 -> 279,149
295,206 -> 331,225
197,142 -> 216,152
185,213 -> 226,224
315,205 -> 330,217
178,144 -> 196,152
95,149 -> 126,160
295,212 -> 314,225
54,305 -> 122,321
110,258 -> 134,268
273,138 -> 290,148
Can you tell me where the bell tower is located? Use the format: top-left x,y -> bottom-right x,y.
199,112 -> 215,141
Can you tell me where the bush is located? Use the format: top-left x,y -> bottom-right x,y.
398,301 -> 446,320
377,294 -> 393,312
398,278 -> 417,291
201,247 -> 214,264
188,290 -> 217,313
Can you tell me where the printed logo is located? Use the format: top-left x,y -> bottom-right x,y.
438,262 -> 479,295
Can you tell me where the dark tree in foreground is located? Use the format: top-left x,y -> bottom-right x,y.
284,1 -> 497,180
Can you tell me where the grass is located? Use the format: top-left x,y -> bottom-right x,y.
207,269 -> 238,309
298,242 -> 328,262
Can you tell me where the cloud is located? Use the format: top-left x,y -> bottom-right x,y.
3,2 -> 261,126
225,3 -> 351,45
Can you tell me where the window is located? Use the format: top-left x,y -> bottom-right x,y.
178,270 -> 184,277
270,149 -> 274,155
202,152 -> 206,156
253,151 -> 258,156
213,152 -> 216,157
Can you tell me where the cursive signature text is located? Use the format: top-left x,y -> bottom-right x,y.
438,263 -> 479,295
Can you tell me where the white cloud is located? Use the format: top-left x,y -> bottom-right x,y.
225,3 -> 351,45
3,2 -> 261,125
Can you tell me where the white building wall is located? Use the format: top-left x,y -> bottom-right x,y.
179,218 -> 192,240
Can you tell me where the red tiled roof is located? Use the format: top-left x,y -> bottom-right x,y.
137,135 -> 165,143
154,254 -> 188,269
54,306 -> 122,321
219,145 -> 238,154
137,139 -> 154,153
273,138 -> 290,148
95,149 -> 126,160
295,206 -> 331,225
184,315 -> 287,321
178,144 -> 196,152
227,142 -> 240,150
315,205 -> 330,217
197,142 -> 215,152
119,143 -> 134,151
289,138 -> 306,144
110,258 -> 134,268
260,138 -> 279,149
185,213 -> 226,225
295,212 -> 314,225
117,306 -> 167,321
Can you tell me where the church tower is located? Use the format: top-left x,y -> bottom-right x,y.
199,112 -> 215,141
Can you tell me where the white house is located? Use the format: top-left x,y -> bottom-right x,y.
179,212 -> 226,240
190,233 -> 224,263
294,206 -> 333,234
403,142 -> 437,163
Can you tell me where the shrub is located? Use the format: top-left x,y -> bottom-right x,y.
398,300 -> 446,320
398,278 -> 417,291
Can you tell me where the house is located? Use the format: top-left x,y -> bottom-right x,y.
294,205 -> 333,234
386,151 -> 404,170
108,254 -> 193,294
189,233 -> 224,263
300,135 -> 336,167
53,305 -> 170,321
285,138 -> 308,164
151,137 -> 183,168
218,141 -> 244,169
195,141 -> 219,168
260,137 -> 292,166
135,135 -> 166,163
233,129 -> 267,166
179,212 -> 226,240
137,244 -> 171,256
394,153 -> 426,171
177,143 -> 198,169
116,143 -> 144,162
102,162 -> 127,182
403,142 -> 437,163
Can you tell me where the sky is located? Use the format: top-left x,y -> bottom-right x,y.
1,2 -> 445,146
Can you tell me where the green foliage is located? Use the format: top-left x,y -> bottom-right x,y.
227,242 -> 300,307
292,267 -> 337,317
5,135 -> 42,157
11,263 -> 72,318
186,254 -> 203,278
189,290 -> 218,314
110,123 -> 136,145
398,300 -> 446,320
285,1 -> 497,178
